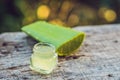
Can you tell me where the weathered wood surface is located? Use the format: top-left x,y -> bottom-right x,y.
0,24 -> 120,80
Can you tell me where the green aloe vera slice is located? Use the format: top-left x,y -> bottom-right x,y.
22,21 -> 85,56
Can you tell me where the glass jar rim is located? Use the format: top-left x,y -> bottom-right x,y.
33,42 -> 56,53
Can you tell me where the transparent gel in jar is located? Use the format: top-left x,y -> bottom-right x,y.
30,42 -> 58,74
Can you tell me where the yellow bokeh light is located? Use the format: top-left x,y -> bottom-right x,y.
49,19 -> 66,26
61,1 -> 71,12
104,9 -> 117,22
67,14 -> 79,26
37,5 -> 50,20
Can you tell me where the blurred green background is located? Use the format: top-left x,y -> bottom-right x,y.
0,0 -> 120,33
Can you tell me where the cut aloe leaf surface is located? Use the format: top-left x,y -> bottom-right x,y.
22,21 -> 85,56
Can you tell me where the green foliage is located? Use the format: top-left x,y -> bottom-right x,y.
0,0 -> 23,33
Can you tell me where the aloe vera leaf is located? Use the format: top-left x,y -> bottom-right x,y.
22,21 -> 85,56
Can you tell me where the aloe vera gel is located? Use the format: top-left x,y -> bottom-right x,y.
30,42 -> 58,74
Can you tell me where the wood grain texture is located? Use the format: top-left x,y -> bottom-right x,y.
0,24 -> 120,80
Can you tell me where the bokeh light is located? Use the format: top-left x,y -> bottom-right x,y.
37,5 -> 50,20
98,7 -> 117,22
49,19 -> 66,26
67,14 -> 79,26
104,9 -> 117,22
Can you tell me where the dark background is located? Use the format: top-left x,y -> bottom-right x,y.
0,0 -> 120,33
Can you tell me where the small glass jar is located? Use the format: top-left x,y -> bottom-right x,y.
30,42 -> 58,74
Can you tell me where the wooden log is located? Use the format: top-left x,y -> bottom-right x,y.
0,24 -> 120,79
